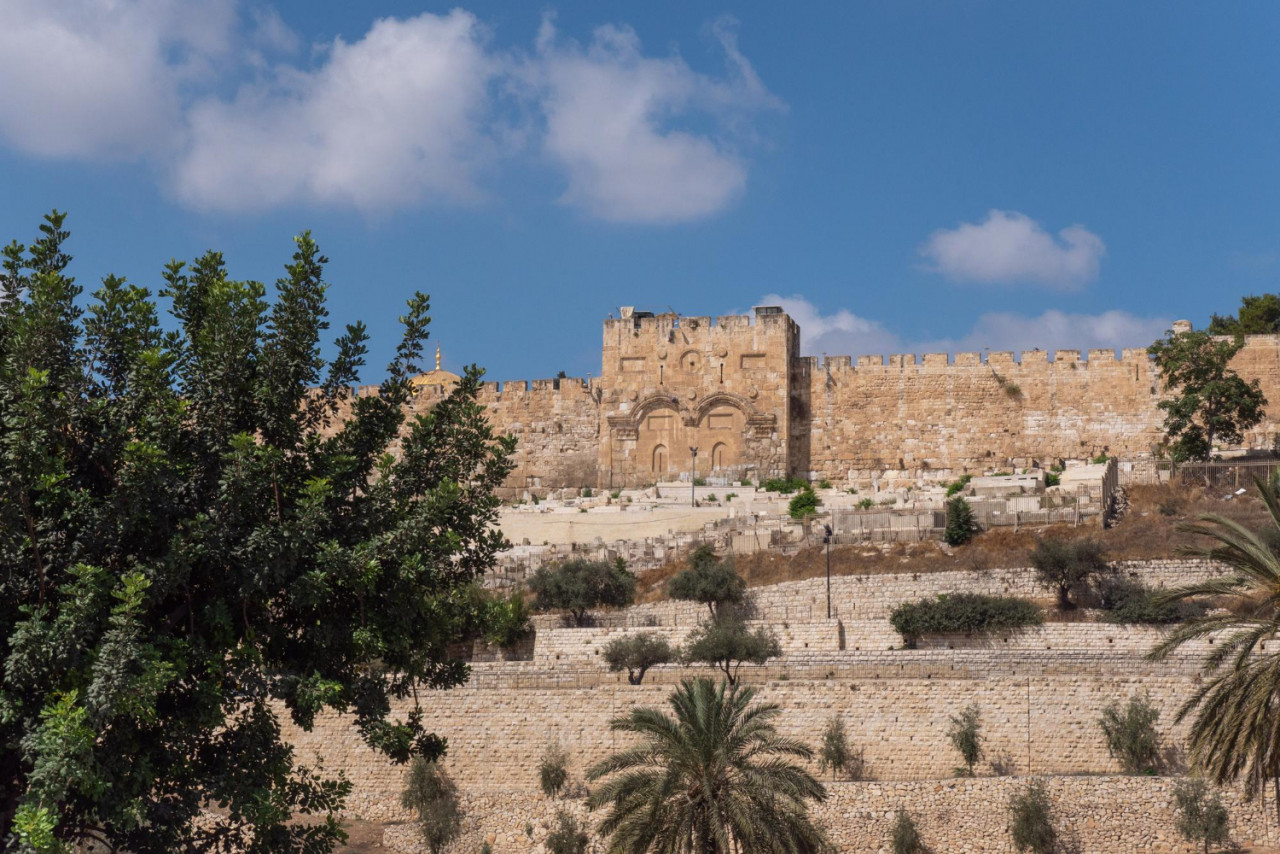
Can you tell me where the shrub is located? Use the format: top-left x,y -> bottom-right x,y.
788,488 -> 821,519
1003,382 -> 1023,399
581,487 -> 593,498
483,591 -> 533,648
1173,778 -> 1231,854
539,741 -> 570,798
610,490 -> 621,499
725,492 -> 738,500
681,614 -> 780,685
1091,453 -> 1110,464
706,493 -> 717,502
400,759 -> 462,854
762,476 -> 809,494
945,496 -> 979,545
891,809 -> 924,854
1029,536 -> 1110,609
1099,694 -> 1161,774
1009,780 -> 1056,853
857,497 -> 875,510
693,477 -> 707,486
1099,578 -> 1190,625
602,633 -> 675,685
818,714 -> 863,781
545,808 -> 589,854
667,545 -> 746,618
945,474 -> 973,497
529,558 -> 637,626
890,594 -> 1042,645
1044,472 -> 1060,487
948,705 -> 983,776
818,478 -> 833,489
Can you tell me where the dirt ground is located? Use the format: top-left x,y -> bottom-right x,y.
336,818 -> 393,852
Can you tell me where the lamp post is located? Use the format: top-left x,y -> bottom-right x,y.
689,446 -> 699,507
823,523 -> 833,619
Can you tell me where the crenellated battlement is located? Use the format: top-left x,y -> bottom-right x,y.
823,347 -> 1155,371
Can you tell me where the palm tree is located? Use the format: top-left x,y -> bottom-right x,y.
1149,477 -> 1280,814
586,678 -> 830,854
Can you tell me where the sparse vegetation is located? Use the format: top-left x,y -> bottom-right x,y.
545,808 -> 589,854
529,558 -> 637,626
581,487 -> 593,498
1099,694 -> 1162,774
602,633 -> 675,685
693,477 -> 707,486
890,594 -> 1042,645
891,809 -> 924,854
538,741 -> 570,799
401,759 -> 463,854
1009,779 -> 1056,854
1029,536 -> 1110,609
818,714 -> 863,781
1100,578 -> 1191,625
857,497 -> 876,510
945,496 -> 979,545
945,474 -> 974,496
948,705 -> 984,777
1173,777 -> 1231,854
818,479 -> 833,489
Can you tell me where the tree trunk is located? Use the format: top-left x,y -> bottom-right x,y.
1057,585 -> 1074,610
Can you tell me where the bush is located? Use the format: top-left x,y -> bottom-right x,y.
1099,694 -> 1161,774
1030,536 -> 1110,609
483,591 -> 533,648
890,594 -> 1042,645
1009,780 -> 1056,854
1091,453 -> 1110,465
945,474 -> 973,497
529,558 -> 637,626
400,759 -> 462,854
945,496 -> 979,545
762,476 -> 809,494
1044,472 -> 1060,487
818,479 -> 833,490
545,808 -> 589,854
1173,778 -> 1231,854
818,714 -> 863,781
581,487 -> 593,498
602,633 -> 675,685
948,705 -> 983,776
667,545 -> 746,618
682,614 -> 780,685
891,809 -> 924,854
693,477 -> 707,486
1099,578 -> 1194,625
857,497 -> 875,510
539,741 -> 570,798
788,488 -> 821,519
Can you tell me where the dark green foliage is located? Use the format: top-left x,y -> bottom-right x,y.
400,759 -> 462,854
817,479 -> 833,490
1208,293 -> 1280,336
1100,579 -> 1192,625
789,488 -> 821,519
483,591 -> 533,648
945,496 -> 979,545
1029,536 -> 1110,609
1149,328 -> 1267,461
818,714 -> 862,781
545,808 -> 589,854
945,474 -> 973,497
539,741 -> 570,799
1044,472 -> 1060,487
528,558 -> 637,626
682,614 -> 781,685
1173,778 -> 1231,854
587,678 -> 830,853
891,809 -> 924,854
0,215 -> 515,851
666,545 -> 746,618
762,476 -> 809,494
1099,694 -> 1162,774
602,633 -> 675,685
1009,780 -> 1056,854
947,705 -> 984,776
890,594 -> 1042,645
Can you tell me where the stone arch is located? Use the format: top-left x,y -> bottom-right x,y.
692,392 -> 754,423
711,442 -> 730,470
652,444 -> 668,473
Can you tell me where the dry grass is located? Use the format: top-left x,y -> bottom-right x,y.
634,481 -> 1277,604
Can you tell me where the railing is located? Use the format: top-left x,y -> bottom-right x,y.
1173,458 -> 1280,490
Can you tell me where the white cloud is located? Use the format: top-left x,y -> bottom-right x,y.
174,11 -> 497,213
530,16 -> 782,223
763,295 -> 1168,359
0,0 -> 237,159
920,210 -> 1106,289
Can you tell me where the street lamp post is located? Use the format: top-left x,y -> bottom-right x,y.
823,523 -> 833,619
689,446 -> 699,507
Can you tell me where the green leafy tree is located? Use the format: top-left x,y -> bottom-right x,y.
0,214 -> 515,851
529,558 -> 637,626
587,678 -> 830,854
945,496 -> 979,546
546,808 -> 589,854
948,705 -> 984,777
1148,328 -> 1266,461
400,759 -> 463,854
1173,778 -> 1231,854
1208,293 -> 1280,336
1149,477 -> 1280,810
602,633 -> 675,685
483,591 -> 533,648
891,809 -> 923,854
788,488 -> 821,520
1009,780 -> 1056,854
1099,694 -> 1162,775
666,545 -> 746,618
1029,536 -> 1110,609
818,714 -> 861,781
539,740 -> 570,799
681,614 -> 781,686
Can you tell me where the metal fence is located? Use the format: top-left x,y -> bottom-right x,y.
1173,458 -> 1280,490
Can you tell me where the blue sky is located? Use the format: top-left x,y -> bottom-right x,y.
2,1 -> 1278,380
